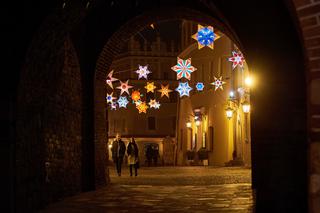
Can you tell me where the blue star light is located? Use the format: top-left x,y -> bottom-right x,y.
176,82 -> 193,97
106,92 -> 115,104
196,82 -> 204,91
197,27 -> 215,46
117,96 -> 129,108
192,25 -> 219,49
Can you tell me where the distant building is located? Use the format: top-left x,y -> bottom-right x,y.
107,30 -> 180,166
176,21 -> 251,167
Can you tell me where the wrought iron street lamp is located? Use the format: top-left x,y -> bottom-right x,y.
225,106 -> 234,119
186,121 -> 192,128
242,101 -> 251,113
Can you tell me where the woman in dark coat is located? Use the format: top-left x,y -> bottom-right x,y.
127,137 -> 139,176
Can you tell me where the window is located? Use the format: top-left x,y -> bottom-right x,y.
148,117 -> 156,130
202,132 -> 207,148
192,133 -> 197,150
188,128 -> 193,150
180,129 -> 183,151
122,119 -> 126,132
163,72 -> 169,80
170,92 -> 177,103
209,126 -> 214,151
172,116 -> 176,131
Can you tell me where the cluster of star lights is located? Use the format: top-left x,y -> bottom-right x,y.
105,24 -> 247,113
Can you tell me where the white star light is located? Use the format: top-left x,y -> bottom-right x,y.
176,82 -> 193,97
117,96 -> 129,108
149,99 -> 161,109
111,102 -> 117,110
135,65 -> 151,80
106,70 -> 118,89
154,102 -> 160,109
116,80 -> 133,95
211,76 -> 226,91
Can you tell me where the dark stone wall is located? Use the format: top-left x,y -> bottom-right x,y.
8,0 -> 320,212
16,36 -> 83,211
43,37 -> 82,201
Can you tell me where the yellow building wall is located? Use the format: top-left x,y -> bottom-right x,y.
177,34 -> 237,166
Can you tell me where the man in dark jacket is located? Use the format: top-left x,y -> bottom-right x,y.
111,134 -> 126,176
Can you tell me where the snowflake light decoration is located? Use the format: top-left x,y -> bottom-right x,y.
192,25 -> 220,49
171,57 -> 197,80
117,96 -> 129,108
106,70 -> 118,89
211,76 -> 226,91
106,92 -> 116,104
116,80 -> 133,95
110,102 -> 117,110
176,82 -> 193,97
135,65 -> 151,80
228,51 -> 245,70
145,82 -> 157,93
149,99 -> 161,109
195,82 -> 204,91
131,90 -> 141,102
158,84 -> 172,98
136,101 -> 148,113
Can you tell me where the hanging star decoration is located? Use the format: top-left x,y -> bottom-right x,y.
110,102 -> 117,110
136,101 -> 148,113
154,101 -> 160,109
195,82 -> 205,91
106,92 -> 116,104
131,90 -> 141,102
175,82 -> 193,97
105,70 -> 118,89
149,99 -> 161,109
135,65 -> 151,80
211,76 -> 226,91
135,100 -> 142,106
228,51 -> 245,69
117,96 -> 129,108
171,57 -> 197,80
192,24 -> 220,49
145,82 -> 157,93
158,84 -> 173,98
116,80 -> 133,95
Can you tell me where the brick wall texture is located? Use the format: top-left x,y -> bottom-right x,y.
14,1 -> 320,212
292,0 -> 320,212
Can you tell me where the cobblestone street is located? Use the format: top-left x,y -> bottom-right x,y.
40,167 -> 253,212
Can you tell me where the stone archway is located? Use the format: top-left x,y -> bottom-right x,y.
93,4 -> 308,212
13,0 -> 319,212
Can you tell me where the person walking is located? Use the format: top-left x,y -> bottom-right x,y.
111,133 -> 126,176
153,146 -> 160,166
146,145 -> 153,167
127,137 -> 139,176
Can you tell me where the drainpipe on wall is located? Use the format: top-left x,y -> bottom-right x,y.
174,95 -> 181,166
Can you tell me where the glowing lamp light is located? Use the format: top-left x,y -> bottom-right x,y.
242,101 -> 251,113
186,121 -> 192,128
108,144 -> 112,149
245,76 -> 253,88
225,107 -> 233,119
195,120 -> 201,126
229,91 -> 235,98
